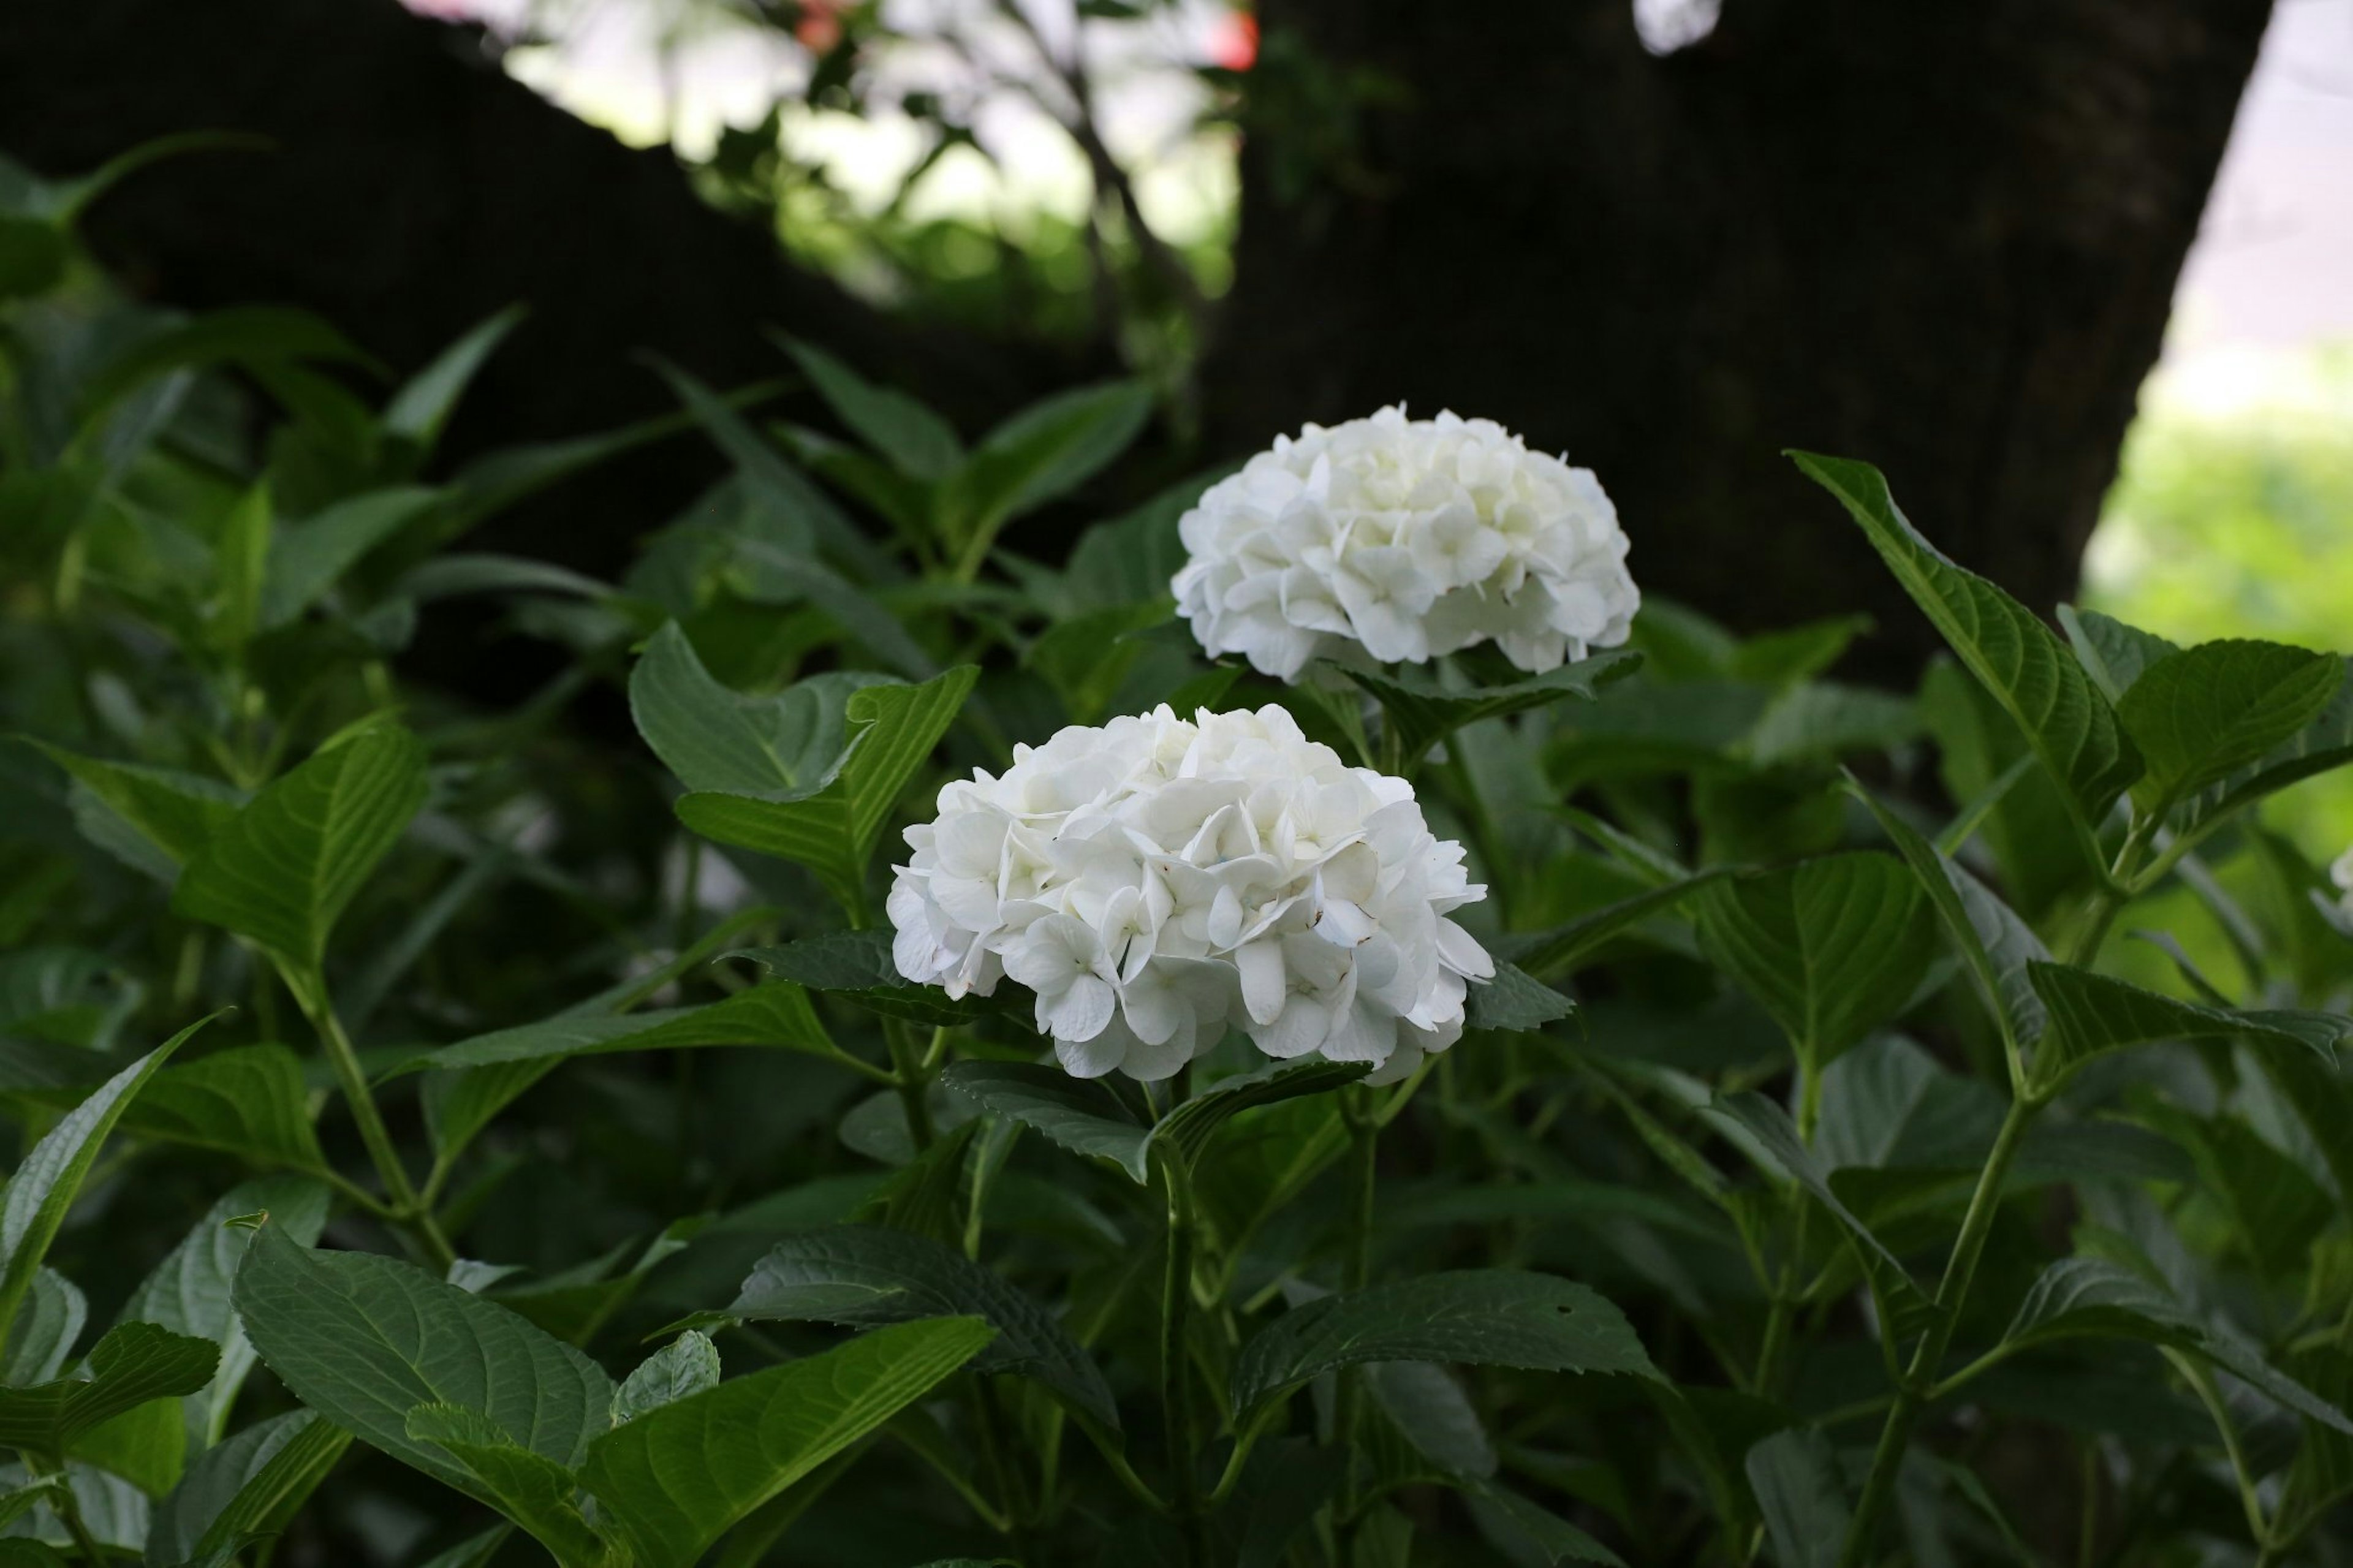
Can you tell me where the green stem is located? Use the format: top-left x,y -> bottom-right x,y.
884,1019 -> 936,1151
1158,1156 -> 1205,1563
1837,1089 -> 2043,1567
282,961 -> 451,1267
1332,1090 -> 1379,1532
54,1481 -> 106,1568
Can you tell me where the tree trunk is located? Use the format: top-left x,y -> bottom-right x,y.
1200,0 -> 2272,676
0,0 -> 1050,578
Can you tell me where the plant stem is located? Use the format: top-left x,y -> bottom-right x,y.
282,961 -> 453,1267
1837,1088 -> 2042,1567
1158,1155 -> 1206,1564
883,1018 -> 936,1151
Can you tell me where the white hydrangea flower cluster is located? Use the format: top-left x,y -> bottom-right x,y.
889,704 -> 1493,1083
1172,405 -> 1639,682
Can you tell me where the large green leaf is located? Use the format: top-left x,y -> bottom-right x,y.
673,665 -> 977,914
1789,453 -> 2140,835
119,1176 -> 330,1446
122,1046 -> 328,1175
1336,651 -> 1643,768
939,1056 -> 1368,1184
145,1409 -> 350,1568
0,1020 -> 213,1335
582,1316 -> 994,1568
27,746 -> 240,869
2113,640 -> 2342,814
722,1226 -> 1116,1431
782,340 -> 962,482
404,1405 -> 604,1568
2063,611 -> 2353,839
1693,852 -> 1939,1069
0,1323 -> 218,1463
1850,785 -> 2049,1053
172,722 -> 428,970
940,382 -> 1153,559
1228,1270 -> 1657,1425
2025,962 -> 2346,1094
231,1225 -> 613,1501
1996,1257 -> 2353,1433
404,983 -> 838,1074
627,623 -> 877,798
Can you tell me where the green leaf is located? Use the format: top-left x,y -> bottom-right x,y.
940,1056 -> 1368,1184
729,931 -> 1007,1028
172,722 -> 428,970
724,1227 -> 1118,1431
147,1409 -> 350,1568
2025,961 -> 2346,1094
1229,1270 -> 1658,1425
230,1224 -> 614,1501
1694,852 -> 1939,1069
209,484 -> 273,652
405,983 -> 839,1074
628,623 -> 876,798
942,382 -> 1153,553
1849,784 -> 2050,1052
1335,650 -> 1643,767
1744,1428 -> 1849,1568
404,1404 -> 604,1568
0,1323 -> 218,1461
1468,1483 -> 1625,1566
123,1046 -> 328,1175
851,1119 -> 981,1247
673,665 -> 978,915
1700,1091 -> 1935,1339
26,746 -> 240,869
0,1020 -> 214,1335
3,1271 -> 85,1388
0,218 -> 67,303
259,487 -> 441,629
782,339 -> 962,481
581,1316 -> 995,1568
1463,963 -> 1575,1034
1026,600 -> 1176,725
1493,870 -> 1730,979
2114,640 -> 2343,813
1998,1257 -> 2353,1433
1789,453 -> 2140,837
383,306 -> 526,453
1363,1362 -> 1495,1480
120,1176 -> 329,1448
613,1333 -> 721,1425
2057,605 -> 2178,702
1745,681 -> 1920,767
85,307 -> 377,415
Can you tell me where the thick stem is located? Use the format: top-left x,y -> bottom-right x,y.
1837,1090 -> 2042,1566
